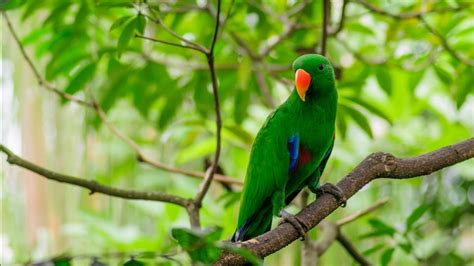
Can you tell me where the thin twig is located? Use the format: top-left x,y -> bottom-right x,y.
135,34 -> 206,53
0,144 -> 191,206
2,12 -> 94,107
329,0 -> 348,36
194,0 -> 223,214
337,233 -> 372,266
145,5 -> 208,53
321,0 -> 330,55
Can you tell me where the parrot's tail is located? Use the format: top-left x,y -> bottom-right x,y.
231,203 -> 273,242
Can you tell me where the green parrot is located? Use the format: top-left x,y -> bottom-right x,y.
232,54 -> 345,242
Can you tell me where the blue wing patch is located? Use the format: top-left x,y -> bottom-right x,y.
288,133 -> 299,173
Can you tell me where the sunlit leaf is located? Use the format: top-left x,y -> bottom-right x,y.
380,248 -> 395,266
117,17 -> 137,57
374,66 -> 392,95
64,62 -> 97,95
406,204 -> 429,230
110,15 -> 133,32
363,244 -> 385,256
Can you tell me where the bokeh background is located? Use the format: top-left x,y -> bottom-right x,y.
1,0 -> 473,265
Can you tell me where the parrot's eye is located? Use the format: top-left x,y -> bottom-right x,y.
318,64 -> 324,71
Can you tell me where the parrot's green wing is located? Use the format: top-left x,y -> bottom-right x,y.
232,108 -> 291,241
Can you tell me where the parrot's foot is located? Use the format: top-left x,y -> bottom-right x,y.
316,183 -> 347,207
278,209 -> 308,241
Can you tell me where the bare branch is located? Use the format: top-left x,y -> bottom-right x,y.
2,12 -> 94,108
0,144 -> 191,207
337,233 -> 371,266
135,34 -> 206,53
216,138 -> 474,264
194,0 -> 223,214
329,0 -> 348,36
321,0 -> 330,55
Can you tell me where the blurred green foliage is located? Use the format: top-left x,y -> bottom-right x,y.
1,0 -> 473,265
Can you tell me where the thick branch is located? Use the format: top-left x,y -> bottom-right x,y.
0,144 -> 191,207
217,138 -> 474,264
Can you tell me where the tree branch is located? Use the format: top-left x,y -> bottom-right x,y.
321,0 -> 330,55
336,233 -> 371,266
4,11 -> 241,187
329,0 -> 348,36
193,0 -> 223,225
0,144 -> 191,207
216,138 -> 474,264
135,34 -> 206,53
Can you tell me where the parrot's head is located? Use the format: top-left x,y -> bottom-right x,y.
292,54 -> 335,102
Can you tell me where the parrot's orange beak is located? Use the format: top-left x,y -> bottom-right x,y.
295,69 -> 311,102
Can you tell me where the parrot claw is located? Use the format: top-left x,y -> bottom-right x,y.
278,209 -> 308,241
316,183 -> 347,207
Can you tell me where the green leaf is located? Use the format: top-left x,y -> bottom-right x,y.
64,62 -> 97,95
399,241 -> 413,254
158,93 -> 183,130
193,72 -> 212,117
369,218 -> 396,235
406,204 -> 429,230
109,15 -> 133,32
96,0 -> 134,8
234,89 -> 250,124
237,56 -> 252,89
336,111 -> 348,139
136,14 -> 146,35
171,228 -> 202,249
0,0 -> 26,10
363,244 -> 385,256
52,257 -> 71,266
374,66 -> 392,95
175,138 -> 216,164
171,227 -> 223,264
346,23 -> 375,36
433,65 -> 452,85
341,105 -> 373,138
123,258 -> 145,266
380,248 -> 395,266
117,17 -> 137,57
348,97 -> 392,124
455,67 -> 474,108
